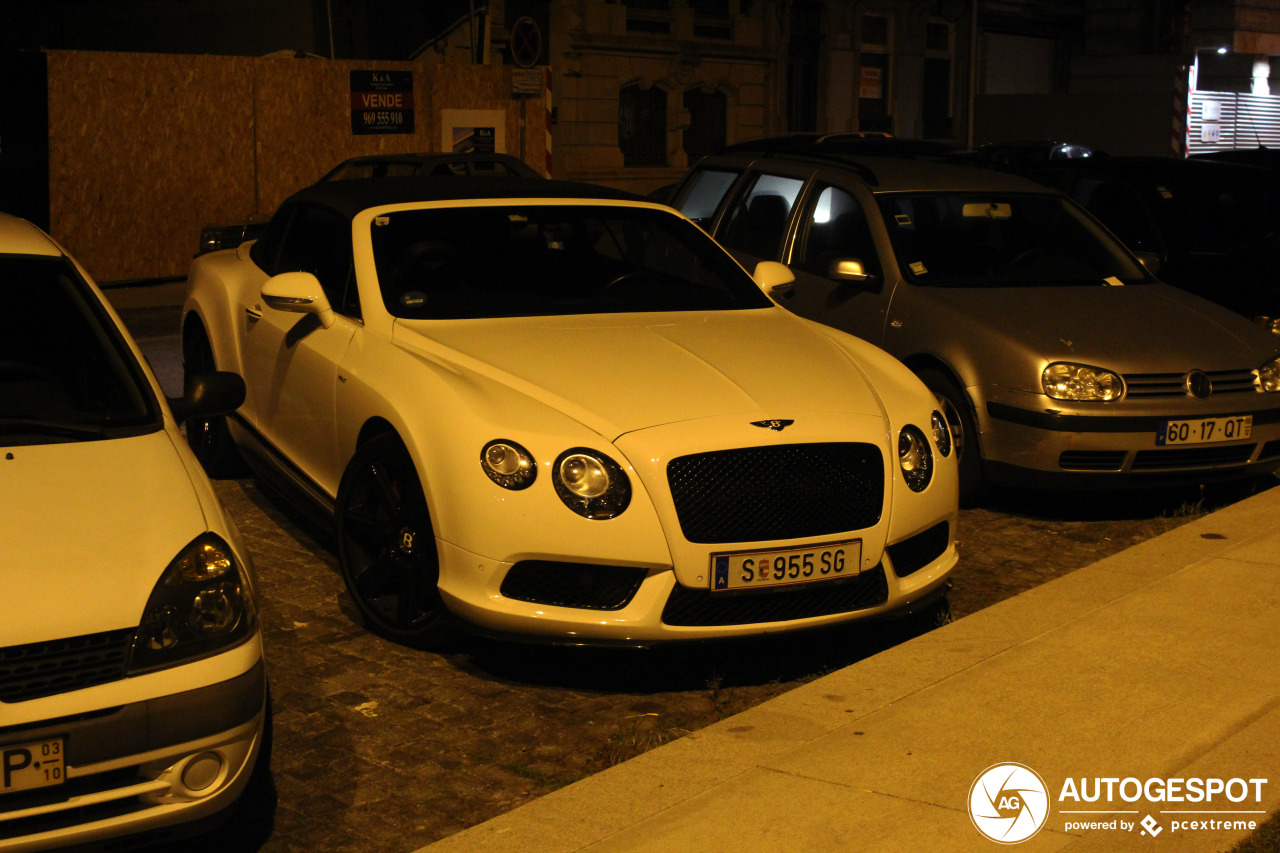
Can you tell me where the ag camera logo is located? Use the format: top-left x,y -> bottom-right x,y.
969,763 -> 1050,844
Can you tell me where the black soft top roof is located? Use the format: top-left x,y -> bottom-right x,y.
282,176 -> 647,221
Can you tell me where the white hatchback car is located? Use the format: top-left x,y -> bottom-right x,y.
0,215 -> 267,850
182,177 -> 957,646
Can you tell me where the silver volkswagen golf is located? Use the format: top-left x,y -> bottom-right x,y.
671,137 -> 1280,501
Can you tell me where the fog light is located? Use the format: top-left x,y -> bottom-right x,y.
181,752 -> 224,792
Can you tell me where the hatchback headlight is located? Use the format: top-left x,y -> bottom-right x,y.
553,448 -> 631,519
129,534 -> 256,673
930,410 -> 952,457
1254,316 -> 1280,335
480,439 -> 537,489
899,425 -> 934,492
1259,357 -> 1280,393
1043,363 -> 1124,401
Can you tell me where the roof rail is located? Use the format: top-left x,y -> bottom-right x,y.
714,134 -> 960,188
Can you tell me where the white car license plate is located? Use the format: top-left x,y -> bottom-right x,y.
711,540 -> 861,591
1157,415 -> 1252,446
2,737 -> 65,795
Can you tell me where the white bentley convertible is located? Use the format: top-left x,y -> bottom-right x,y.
183,178 -> 958,645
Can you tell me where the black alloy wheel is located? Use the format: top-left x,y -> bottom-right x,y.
182,323 -> 245,478
335,433 -> 450,646
918,368 -> 985,506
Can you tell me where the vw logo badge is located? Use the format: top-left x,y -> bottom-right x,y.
751,419 -> 795,431
1184,369 -> 1213,399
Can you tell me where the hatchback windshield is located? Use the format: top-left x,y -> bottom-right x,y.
0,255 -> 155,443
370,204 -> 773,319
879,193 -> 1148,287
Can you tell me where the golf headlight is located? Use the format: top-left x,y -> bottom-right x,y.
1255,316 -> 1280,335
899,425 -> 934,493
481,439 -> 537,489
1043,362 -> 1123,401
553,448 -> 631,519
129,534 -> 256,673
1259,357 -> 1280,393
930,410 -> 952,457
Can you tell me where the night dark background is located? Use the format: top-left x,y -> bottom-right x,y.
1,0 -> 477,59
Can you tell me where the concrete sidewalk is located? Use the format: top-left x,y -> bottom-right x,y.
419,486 -> 1280,853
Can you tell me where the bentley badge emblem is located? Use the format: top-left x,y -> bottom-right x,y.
751,419 -> 795,431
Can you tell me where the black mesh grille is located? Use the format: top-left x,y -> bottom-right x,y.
662,564 -> 888,626
1132,444 -> 1256,470
0,629 -> 133,703
667,443 -> 883,544
500,561 -> 647,611
886,522 -> 950,578
1059,450 -> 1127,471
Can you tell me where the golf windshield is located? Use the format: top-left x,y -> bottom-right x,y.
879,193 -> 1149,287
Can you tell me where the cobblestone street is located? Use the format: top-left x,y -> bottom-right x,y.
186,473 -> 1269,853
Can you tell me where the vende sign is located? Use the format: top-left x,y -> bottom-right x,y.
350,70 -> 414,135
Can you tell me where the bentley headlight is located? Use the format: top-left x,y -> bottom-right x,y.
129,534 -> 256,673
481,439 -> 537,489
1043,362 -> 1124,401
899,425 -> 934,492
930,410 -> 952,457
1259,357 -> 1280,393
553,448 -> 631,519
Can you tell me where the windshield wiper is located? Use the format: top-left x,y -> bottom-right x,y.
0,418 -> 110,440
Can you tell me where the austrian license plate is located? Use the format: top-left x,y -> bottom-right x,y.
712,540 -> 861,591
1157,415 -> 1252,446
2,737 -> 65,795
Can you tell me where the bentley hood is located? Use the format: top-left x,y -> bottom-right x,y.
0,430 -> 210,646
394,309 -> 889,440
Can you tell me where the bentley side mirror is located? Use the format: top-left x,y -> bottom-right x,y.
261,271 -> 337,329
752,260 -> 796,296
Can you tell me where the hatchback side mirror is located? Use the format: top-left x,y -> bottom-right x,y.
262,271 -> 336,329
168,371 -> 246,422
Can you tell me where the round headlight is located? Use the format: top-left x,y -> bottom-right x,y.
553,448 -> 631,519
480,440 -> 536,490
930,410 -> 952,457
1042,363 -> 1124,401
1259,357 -> 1280,393
899,425 -> 933,493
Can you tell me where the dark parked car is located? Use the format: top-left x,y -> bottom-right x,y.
953,139 -> 1094,168
318,152 -> 541,182
197,154 -> 542,255
1020,155 -> 1280,333
669,136 -> 1280,502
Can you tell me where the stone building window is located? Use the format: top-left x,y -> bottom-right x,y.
858,12 -> 892,134
620,84 -> 668,167
923,20 -> 954,139
683,89 -> 726,162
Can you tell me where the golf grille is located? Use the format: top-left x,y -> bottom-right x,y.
667,443 -> 884,544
